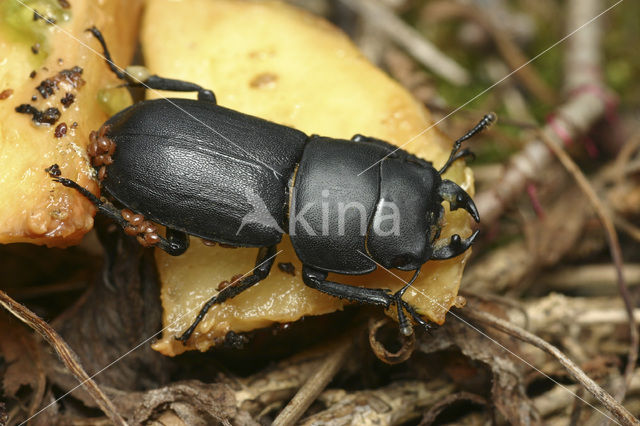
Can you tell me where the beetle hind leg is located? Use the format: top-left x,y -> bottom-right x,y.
47,167 -> 188,255
87,26 -> 216,103
176,245 -> 278,343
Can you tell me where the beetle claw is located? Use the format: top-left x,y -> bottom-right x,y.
431,230 -> 479,260
438,179 -> 479,222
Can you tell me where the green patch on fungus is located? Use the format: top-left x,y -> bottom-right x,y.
97,86 -> 133,117
1,0 -> 71,61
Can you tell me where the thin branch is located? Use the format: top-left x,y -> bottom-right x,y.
463,308 -> 639,426
474,0 -> 617,224
0,290 -> 127,426
272,335 -> 352,426
539,128 -> 638,405
540,264 -> 640,292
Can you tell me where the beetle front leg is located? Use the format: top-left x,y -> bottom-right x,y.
302,266 -> 429,336
87,26 -> 216,103
176,245 -> 278,343
302,266 -> 393,307
302,266 -> 431,336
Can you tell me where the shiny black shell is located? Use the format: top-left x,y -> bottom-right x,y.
102,98 -> 307,247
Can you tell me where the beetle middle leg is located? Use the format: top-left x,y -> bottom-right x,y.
87,26 -> 216,103
176,245 -> 278,343
302,266 -> 429,336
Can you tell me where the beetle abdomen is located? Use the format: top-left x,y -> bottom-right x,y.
102,98 -> 307,246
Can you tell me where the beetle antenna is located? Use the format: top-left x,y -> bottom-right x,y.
439,112 -> 496,174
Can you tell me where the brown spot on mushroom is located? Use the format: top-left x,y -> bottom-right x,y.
44,164 -> 61,177
0,89 -> 13,100
250,72 -> 278,89
61,92 -> 75,108
15,104 -> 61,125
277,262 -> 296,276
35,66 -> 84,99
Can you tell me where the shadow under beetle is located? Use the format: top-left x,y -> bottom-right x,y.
50,27 -> 494,342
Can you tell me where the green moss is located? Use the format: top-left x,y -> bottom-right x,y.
1,0 -> 71,60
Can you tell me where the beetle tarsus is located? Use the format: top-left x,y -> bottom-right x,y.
393,269 -> 420,336
176,245 -> 278,344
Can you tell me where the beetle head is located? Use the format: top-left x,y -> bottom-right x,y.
430,179 -> 479,260
367,161 -> 479,271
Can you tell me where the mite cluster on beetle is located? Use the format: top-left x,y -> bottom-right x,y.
49,27 -> 493,343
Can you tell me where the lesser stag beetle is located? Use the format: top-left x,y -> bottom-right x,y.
49,27 -> 494,342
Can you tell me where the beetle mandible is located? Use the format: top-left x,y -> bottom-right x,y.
50,27 -> 493,342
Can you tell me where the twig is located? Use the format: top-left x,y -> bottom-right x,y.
474,0 -> 617,224
303,380 -> 456,425
418,392 -> 489,425
272,335 -> 352,426
0,290 -> 127,426
613,215 -> 640,243
338,0 -> 470,85
516,294 -> 640,336
463,308 -> 640,426
539,128 -> 638,405
540,264 -> 640,292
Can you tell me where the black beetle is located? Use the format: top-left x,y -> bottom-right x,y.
50,27 -> 493,342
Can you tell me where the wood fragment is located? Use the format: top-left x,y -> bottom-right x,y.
0,290 -> 127,426
519,294 -> 640,332
540,264 -> 640,293
464,308 -> 640,426
539,128 -> 638,405
418,391 -> 489,425
273,335 -> 352,426
474,0 -> 618,224
302,380 -> 456,425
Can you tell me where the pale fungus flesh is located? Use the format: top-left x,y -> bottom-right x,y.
145,0 -> 475,356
